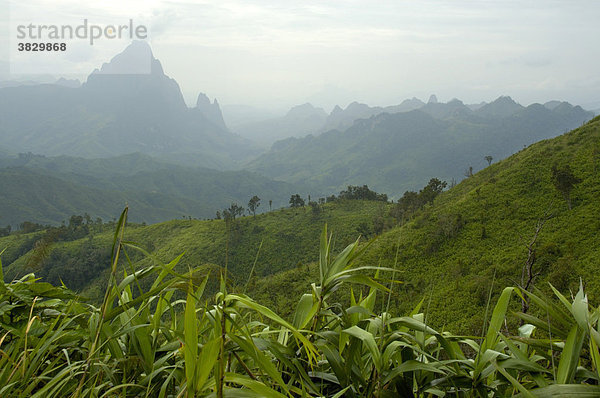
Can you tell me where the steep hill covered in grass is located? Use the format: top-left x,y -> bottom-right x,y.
254,116 -> 600,332
0,200 -> 387,301
2,117 -> 599,332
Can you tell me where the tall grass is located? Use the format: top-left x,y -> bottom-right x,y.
1,208 -> 599,397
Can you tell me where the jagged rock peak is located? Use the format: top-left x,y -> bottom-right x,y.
90,40 -> 159,75
196,92 -> 212,108
195,92 -> 227,129
330,105 -> 344,115
491,95 -> 518,105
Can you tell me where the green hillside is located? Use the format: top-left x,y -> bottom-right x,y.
253,115 -> 600,332
0,153 -> 299,226
2,116 -> 599,332
1,199 -> 387,301
1,118 -> 600,397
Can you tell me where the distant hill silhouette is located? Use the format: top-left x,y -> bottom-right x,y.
0,41 -> 256,168
247,97 -> 594,196
0,152 -> 298,226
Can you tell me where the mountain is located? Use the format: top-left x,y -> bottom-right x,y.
475,96 -> 524,118
195,93 -> 227,130
248,115 -> 600,330
419,98 -> 472,119
383,97 -> 426,113
232,97 -> 427,147
322,102 -> 383,131
247,98 -> 594,196
233,103 -> 328,147
543,100 -> 562,110
0,41 -> 256,168
0,167 -> 212,226
2,116 -> 599,333
0,152 -> 299,226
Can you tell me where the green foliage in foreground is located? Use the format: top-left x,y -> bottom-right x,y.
1,214 -> 600,397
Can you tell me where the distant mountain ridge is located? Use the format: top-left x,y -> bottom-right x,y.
0,41 -> 257,168
247,97 -> 594,196
231,94 -> 591,149
232,103 -> 328,146
0,152 -> 299,226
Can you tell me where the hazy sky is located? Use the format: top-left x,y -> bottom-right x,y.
2,0 -> 599,110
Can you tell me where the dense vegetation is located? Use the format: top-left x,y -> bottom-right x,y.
1,214 -> 600,397
0,152 -> 298,226
241,115 -> 600,332
1,199 -> 387,303
2,116 -> 600,332
1,114 -> 599,396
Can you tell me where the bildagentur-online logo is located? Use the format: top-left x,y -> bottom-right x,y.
16,19 -> 148,45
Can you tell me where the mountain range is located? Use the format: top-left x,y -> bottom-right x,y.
0,41 -> 257,169
2,115 -> 599,332
247,96 -> 593,196
0,41 -> 595,226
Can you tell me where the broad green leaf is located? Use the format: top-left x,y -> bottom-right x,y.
556,325 -> 585,384
483,287 -> 514,351
343,325 -> 381,372
292,294 -> 318,329
224,373 -> 288,398
184,281 -> 198,392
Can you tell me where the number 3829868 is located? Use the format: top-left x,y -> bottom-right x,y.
17,43 -> 67,51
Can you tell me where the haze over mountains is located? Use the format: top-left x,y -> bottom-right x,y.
247,96 -> 593,195
0,41 -> 595,226
229,93 -> 594,151
0,41 -> 256,169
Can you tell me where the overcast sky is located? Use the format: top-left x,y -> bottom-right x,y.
1,0 -> 599,110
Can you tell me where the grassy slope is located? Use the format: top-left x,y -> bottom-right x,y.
254,116 -> 600,332
0,167 -> 216,226
1,200 -> 386,301
2,117 -> 599,332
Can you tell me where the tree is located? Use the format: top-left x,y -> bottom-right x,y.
223,203 -> 244,223
0,225 -> 11,237
69,215 -> 84,228
338,185 -> 388,201
289,194 -> 305,208
215,210 -> 221,220
551,164 -> 581,210
419,178 -> 447,205
519,204 -> 554,317
309,201 -> 321,215
247,195 -> 261,218
485,155 -> 493,166
464,166 -> 473,178
269,200 -> 272,211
